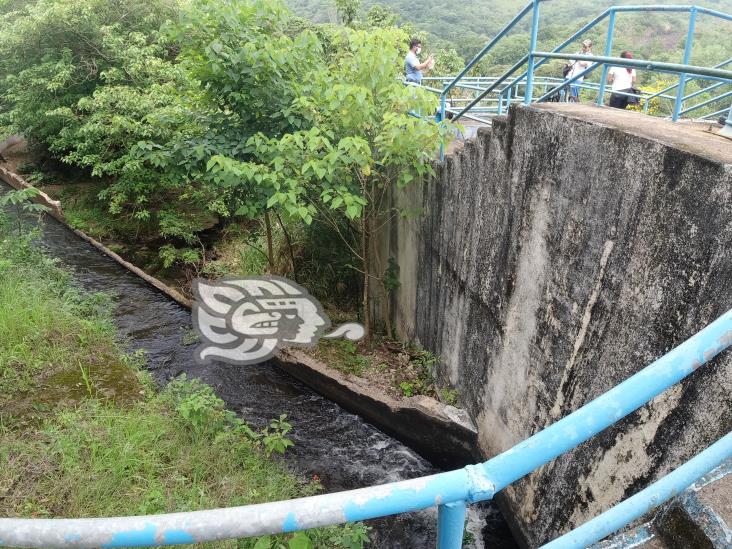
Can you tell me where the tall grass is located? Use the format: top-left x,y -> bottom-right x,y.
0,231 -> 121,411
0,222 -> 370,548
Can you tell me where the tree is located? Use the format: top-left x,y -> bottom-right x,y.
207,28 -> 453,337
366,4 -> 399,28
334,0 -> 361,27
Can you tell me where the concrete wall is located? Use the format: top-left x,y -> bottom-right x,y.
378,103 -> 732,547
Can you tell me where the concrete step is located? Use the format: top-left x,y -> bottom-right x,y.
592,458 -> 732,549
655,459 -> 732,549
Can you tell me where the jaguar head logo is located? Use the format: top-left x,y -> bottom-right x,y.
192,276 -> 364,365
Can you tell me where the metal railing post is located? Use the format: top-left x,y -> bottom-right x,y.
673,6 -> 697,121
437,501 -> 467,549
597,9 -> 616,106
720,101 -> 732,139
439,91 -> 447,161
507,84 -> 513,112
525,0 -> 541,104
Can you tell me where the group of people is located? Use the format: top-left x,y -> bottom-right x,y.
404,37 -> 640,110
564,40 -> 639,109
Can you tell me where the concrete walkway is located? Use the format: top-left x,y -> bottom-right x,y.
530,103 -> 732,164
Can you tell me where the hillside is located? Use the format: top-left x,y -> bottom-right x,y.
287,0 -> 732,68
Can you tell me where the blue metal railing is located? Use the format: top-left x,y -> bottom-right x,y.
433,2 -> 732,133
1,309 -> 731,548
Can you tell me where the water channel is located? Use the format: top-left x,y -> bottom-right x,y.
7,186 -> 517,548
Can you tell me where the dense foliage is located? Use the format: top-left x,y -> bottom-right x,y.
0,0 -> 450,334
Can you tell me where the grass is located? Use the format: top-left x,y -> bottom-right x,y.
0,229 -> 135,419
316,340 -> 371,377
0,215 -> 370,548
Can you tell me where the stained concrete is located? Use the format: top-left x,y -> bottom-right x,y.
377,103 -> 732,547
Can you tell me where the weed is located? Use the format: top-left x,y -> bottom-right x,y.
78,363 -> 94,398
180,326 -> 201,346
319,340 -> 370,376
439,387 -> 460,407
261,414 -> 295,457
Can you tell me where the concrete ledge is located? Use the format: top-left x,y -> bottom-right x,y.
656,459 -> 732,549
276,348 -> 480,468
0,167 -> 193,309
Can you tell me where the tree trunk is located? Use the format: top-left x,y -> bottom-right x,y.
383,279 -> 394,340
361,212 -> 371,339
275,211 -> 298,282
264,210 -> 275,273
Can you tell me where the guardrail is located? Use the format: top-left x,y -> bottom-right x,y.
431,2 -> 732,135
2,309 -> 731,548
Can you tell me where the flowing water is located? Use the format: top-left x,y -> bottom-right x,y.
8,191 -> 517,548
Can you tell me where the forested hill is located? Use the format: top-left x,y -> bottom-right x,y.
287,0 -> 732,67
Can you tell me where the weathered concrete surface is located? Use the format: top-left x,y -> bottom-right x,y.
378,103 -> 732,547
276,349 -> 481,468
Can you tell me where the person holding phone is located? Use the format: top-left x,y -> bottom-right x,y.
404,38 -> 434,85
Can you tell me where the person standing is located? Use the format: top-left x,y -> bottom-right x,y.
404,38 -> 434,85
607,51 -> 637,109
565,39 -> 593,102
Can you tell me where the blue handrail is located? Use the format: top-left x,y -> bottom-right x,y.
436,3 -> 732,132
2,308 -> 731,548
540,434 -> 732,549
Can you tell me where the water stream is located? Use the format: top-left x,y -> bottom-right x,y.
9,194 -> 517,548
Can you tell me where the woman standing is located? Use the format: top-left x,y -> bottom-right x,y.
565,39 -> 593,102
607,51 -> 637,109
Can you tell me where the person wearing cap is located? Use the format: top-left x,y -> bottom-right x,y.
607,51 -> 637,109
565,40 -> 593,102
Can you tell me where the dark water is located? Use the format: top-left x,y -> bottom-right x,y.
11,196 -> 517,548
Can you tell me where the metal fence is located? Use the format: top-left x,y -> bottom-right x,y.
427,2 -> 732,143
1,309 -> 731,548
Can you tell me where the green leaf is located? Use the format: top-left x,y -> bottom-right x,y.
287,532 -> 312,549
252,536 -> 272,549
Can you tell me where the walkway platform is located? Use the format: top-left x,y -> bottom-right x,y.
530,103 -> 732,164
448,104 -> 731,161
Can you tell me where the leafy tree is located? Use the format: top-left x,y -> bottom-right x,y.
207,28 -> 452,337
334,0 -> 361,26
365,3 -> 399,28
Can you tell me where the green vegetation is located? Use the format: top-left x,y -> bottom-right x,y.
311,339 -> 459,404
0,0 -> 452,336
0,206 -> 369,547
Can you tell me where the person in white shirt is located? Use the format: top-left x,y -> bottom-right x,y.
607,51 -> 637,109
565,39 -> 593,102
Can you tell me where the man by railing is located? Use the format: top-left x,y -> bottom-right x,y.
404,38 -> 434,85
